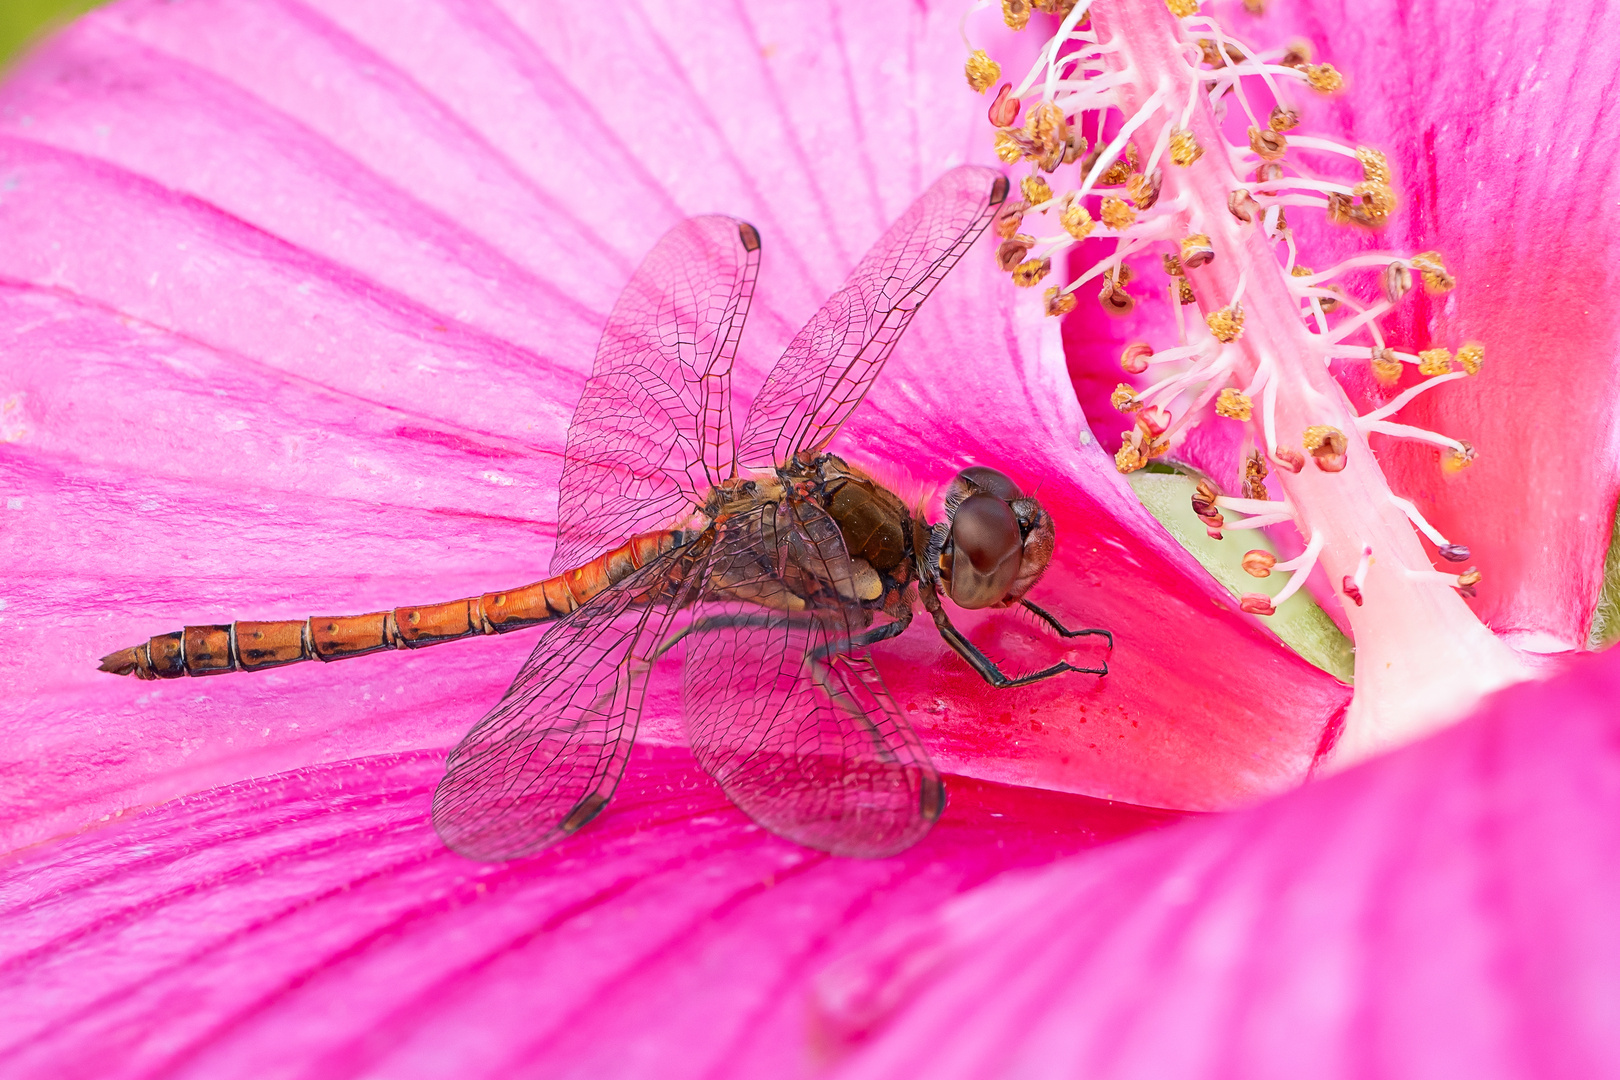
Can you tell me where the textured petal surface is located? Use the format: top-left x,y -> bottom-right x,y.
820,647 -> 1620,1079
0,0 -> 1350,854
0,743 -> 1175,1079
1282,0 -> 1620,650
1061,0 -> 1620,644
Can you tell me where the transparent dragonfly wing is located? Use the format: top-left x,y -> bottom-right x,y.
735,166 -> 1007,469
680,499 -> 943,857
432,548 -> 697,861
551,216 -> 760,573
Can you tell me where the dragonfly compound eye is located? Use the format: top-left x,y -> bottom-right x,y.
947,494 -> 1024,609
954,465 -> 1023,502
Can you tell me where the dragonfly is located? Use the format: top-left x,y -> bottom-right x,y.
98,166 -> 1111,860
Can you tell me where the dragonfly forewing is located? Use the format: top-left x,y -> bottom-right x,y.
736,166 -> 1007,471
552,216 -> 760,574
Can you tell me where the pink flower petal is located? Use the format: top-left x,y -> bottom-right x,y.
0,744 -> 1175,1078
0,0 -> 1351,849
818,646 -> 1620,1078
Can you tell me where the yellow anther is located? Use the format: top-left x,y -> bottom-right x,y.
1458,568 -> 1482,588
1025,102 -> 1070,167
1290,265 -> 1314,277
1100,196 -> 1136,231
1162,253 -> 1184,276
1178,278 -> 1197,305
1243,450 -> 1269,501
1166,0 -> 1199,15
1302,425 -> 1339,451
1418,347 -> 1454,376
1021,174 -> 1053,206
1206,305 -> 1245,342
1169,128 -> 1204,167
1444,441 -> 1477,472
1044,286 -> 1078,317
1115,437 -> 1147,474
994,200 -> 1028,240
1350,181 -> 1397,226
1243,0 -> 1266,12
1356,147 -> 1391,186
1411,250 -> 1456,292
1111,383 -> 1143,412
1180,234 -> 1214,269
1303,63 -> 1344,93
1215,388 -> 1252,421
1097,146 -> 1138,187
1011,257 -> 1052,287
1249,126 -> 1287,161
1302,425 -> 1348,471
965,50 -> 1001,94
993,130 -> 1026,164
1268,106 -> 1300,132
1002,0 -> 1031,30
1456,342 -> 1485,376
1060,202 -> 1095,240
1136,418 -> 1171,458
1280,41 -> 1313,68
1371,348 -> 1404,384
1126,170 -> 1162,208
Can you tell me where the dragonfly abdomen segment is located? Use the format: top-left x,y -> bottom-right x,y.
98,530 -> 689,680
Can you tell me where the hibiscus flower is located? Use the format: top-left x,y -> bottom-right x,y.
0,0 -> 1613,1076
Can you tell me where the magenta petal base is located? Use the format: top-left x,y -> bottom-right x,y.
819,648 -> 1620,1079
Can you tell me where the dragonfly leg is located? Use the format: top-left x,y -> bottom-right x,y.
842,605 -> 914,652
919,584 -> 1107,685
1020,600 -> 1114,651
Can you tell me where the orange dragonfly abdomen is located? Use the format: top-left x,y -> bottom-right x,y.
98,530 -> 689,680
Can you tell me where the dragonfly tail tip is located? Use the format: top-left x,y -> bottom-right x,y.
98,646 -> 142,678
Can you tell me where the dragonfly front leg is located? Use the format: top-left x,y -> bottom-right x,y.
920,584 -> 1108,685
1020,600 -> 1114,652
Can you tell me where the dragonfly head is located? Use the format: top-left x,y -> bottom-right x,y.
933,466 -> 1055,609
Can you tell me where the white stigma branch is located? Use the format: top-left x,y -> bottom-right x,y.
974,0 -> 1530,764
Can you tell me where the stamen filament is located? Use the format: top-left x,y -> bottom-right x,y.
1223,513 -> 1297,531
1388,494 -> 1453,548
1216,495 -> 1290,515
1363,419 -> 1470,453
1078,82 -> 1171,197
1358,372 -> 1468,425
1269,531 -> 1326,606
